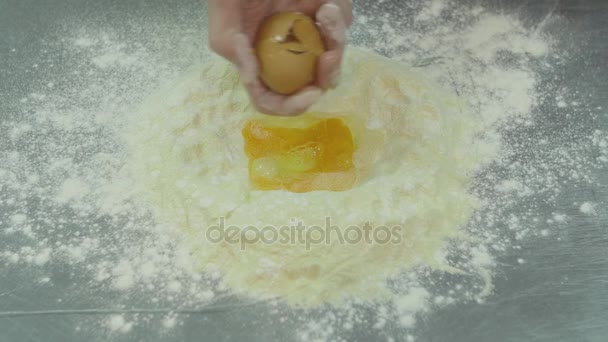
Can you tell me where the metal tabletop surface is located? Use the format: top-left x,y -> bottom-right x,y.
1,0 -> 607,341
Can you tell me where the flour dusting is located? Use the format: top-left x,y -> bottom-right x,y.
0,0 -> 603,341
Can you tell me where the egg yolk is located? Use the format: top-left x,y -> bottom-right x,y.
243,117 -> 356,193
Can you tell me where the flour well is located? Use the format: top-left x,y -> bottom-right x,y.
128,48 -> 494,306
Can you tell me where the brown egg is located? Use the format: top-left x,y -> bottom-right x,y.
255,12 -> 326,95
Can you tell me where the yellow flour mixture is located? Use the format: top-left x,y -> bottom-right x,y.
127,48 -> 494,306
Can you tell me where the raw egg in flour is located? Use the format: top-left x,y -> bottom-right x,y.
255,12 -> 326,95
243,116 -> 356,193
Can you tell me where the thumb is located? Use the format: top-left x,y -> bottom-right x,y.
316,2 -> 348,89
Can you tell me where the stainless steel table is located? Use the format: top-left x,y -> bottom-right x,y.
1,0 -> 606,341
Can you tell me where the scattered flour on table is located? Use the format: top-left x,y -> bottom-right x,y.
580,202 -> 596,215
106,314 -> 134,333
0,0 -> 604,341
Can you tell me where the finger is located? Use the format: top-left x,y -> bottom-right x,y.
317,50 -> 342,89
288,0 -> 353,25
317,3 -> 347,52
246,79 -> 322,116
233,33 -> 258,85
327,0 -> 353,27
208,0 -> 242,63
277,87 -> 323,115
287,0 -> 326,17
316,3 -> 347,88
240,0 -> 275,41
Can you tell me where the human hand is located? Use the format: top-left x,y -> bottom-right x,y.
208,0 -> 353,116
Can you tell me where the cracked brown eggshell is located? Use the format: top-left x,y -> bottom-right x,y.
255,12 -> 326,95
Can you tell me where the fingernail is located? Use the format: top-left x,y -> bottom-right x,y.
324,3 -> 341,11
317,3 -> 339,26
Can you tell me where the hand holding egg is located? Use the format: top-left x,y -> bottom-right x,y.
208,0 -> 353,116
255,12 -> 326,96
